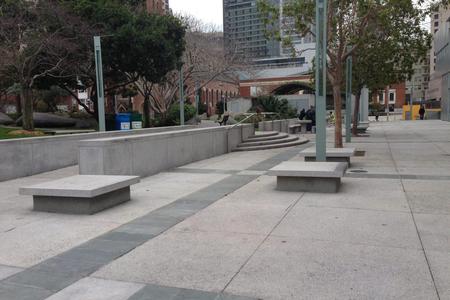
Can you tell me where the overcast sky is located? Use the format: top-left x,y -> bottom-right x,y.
170,0 -> 223,30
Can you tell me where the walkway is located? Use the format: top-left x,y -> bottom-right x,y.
0,120 -> 449,299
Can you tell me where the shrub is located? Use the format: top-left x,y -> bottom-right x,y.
251,95 -> 297,119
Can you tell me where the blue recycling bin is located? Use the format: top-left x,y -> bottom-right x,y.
115,113 -> 132,130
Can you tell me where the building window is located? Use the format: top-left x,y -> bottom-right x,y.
389,89 -> 396,104
378,92 -> 384,104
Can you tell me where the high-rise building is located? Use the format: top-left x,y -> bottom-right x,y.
223,0 -> 314,70
223,0 -> 281,59
146,0 -> 169,15
427,6 -> 450,101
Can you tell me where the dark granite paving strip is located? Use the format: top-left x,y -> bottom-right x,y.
247,144 -> 311,171
128,283 -> 258,300
345,172 -> 450,181
169,168 -> 239,175
0,172 -> 258,299
0,145 -> 304,299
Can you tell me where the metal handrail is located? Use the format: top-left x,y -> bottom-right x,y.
227,112 -> 281,130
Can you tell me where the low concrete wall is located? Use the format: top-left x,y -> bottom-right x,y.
258,119 -> 299,133
0,126 -> 196,182
79,124 -> 254,178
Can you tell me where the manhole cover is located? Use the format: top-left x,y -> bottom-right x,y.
349,169 -> 368,173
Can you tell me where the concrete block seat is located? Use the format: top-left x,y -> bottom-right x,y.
288,124 -> 302,134
299,147 -> 356,166
268,161 -> 347,193
298,120 -> 312,133
20,175 -> 140,214
357,121 -> 370,133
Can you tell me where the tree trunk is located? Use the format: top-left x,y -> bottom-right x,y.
332,84 -> 343,148
21,87 -> 34,131
352,89 -> 361,136
143,96 -> 151,128
16,94 -> 22,115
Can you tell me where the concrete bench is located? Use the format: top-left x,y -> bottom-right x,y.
298,120 -> 312,133
299,147 -> 356,166
357,121 -> 370,133
20,175 -> 140,214
289,124 -> 302,134
268,161 -> 347,193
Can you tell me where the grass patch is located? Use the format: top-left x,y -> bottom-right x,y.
0,127 -> 45,140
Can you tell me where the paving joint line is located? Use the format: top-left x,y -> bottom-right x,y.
0,146 -> 302,299
384,126 -> 441,300
220,192 -> 306,294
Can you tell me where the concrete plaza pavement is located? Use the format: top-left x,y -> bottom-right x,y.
0,120 -> 450,299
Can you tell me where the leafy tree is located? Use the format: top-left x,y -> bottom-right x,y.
59,0 -> 185,125
258,0 -> 443,147
144,15 -> 245,126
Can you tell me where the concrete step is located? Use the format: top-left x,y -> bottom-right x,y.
238,135 -> 300,147
234,138 -> 309,151
247,131 -> 279,139
245,133 -> 289,142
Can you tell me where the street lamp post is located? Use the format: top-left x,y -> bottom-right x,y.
195,81 -> 200,122
410,79 -> 414,121
345,46 -> 352,143
315,0 -> 327,161
93,36 -> 106,132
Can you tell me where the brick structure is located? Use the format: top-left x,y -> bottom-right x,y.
146,0 -> 169,15
371,83 -> 406,110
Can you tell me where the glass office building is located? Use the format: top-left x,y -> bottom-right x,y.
223,0 -> 281,59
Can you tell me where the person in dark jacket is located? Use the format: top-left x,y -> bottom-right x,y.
419,105 -> 426,120
299,108 -> 306,120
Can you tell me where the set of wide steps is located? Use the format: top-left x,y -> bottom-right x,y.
235,131 -> 309,151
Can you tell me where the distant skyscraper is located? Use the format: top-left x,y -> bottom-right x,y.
223,0 -> 281,59
147,0 -> 169,15
223,0 -> 314,70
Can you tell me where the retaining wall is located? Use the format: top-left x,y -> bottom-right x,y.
0,126 -> 196,182
258,119 -> 299,133
79,124 -> 254,178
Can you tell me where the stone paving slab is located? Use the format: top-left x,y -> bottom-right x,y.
128,283 -> 257,300
46,277 -> 144,300
426,250 -> 450,300
225,236 -> 438,300
94,230 -> 265,292
272,205 -> 421,249
299,178 -> 410,212
0,265 -> 23,281
414,213 -> 450,252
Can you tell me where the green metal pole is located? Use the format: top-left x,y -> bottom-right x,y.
315,0 -> 327,161
94,36 -> 106,132
179,66 -> 184,125
345,46 -> 352,143
410,79 -> 414,120
195,82 -> 200,121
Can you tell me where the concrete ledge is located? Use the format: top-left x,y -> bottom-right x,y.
299,147 -> 356,165
20,175 -> 140,214
0,125 -> 196,182
268,161 -> 347,193
78,125 -> 254,177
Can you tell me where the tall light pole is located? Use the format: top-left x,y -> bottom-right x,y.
179,66 -> 184,125
195,81 -> 200,122
94,36 -> 106,131
345,45 -> 352,143
315,0 -> 327,161
410,79 -> 414,120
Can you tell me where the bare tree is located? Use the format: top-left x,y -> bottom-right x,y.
0,0 -> 92,130
137,14 -> 246,124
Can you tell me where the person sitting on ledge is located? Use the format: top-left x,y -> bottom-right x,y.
218,112 -> 230,126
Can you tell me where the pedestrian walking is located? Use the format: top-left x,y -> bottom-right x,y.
419,105 -> 426,120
